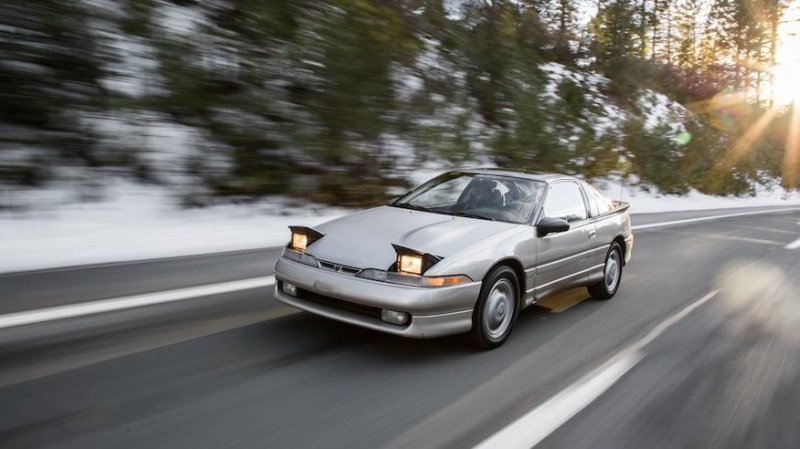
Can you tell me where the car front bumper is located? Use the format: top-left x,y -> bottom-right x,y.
272,257 -> 481,338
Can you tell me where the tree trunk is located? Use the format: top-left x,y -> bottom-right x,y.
651,0 -> 659,60
768,5 -> 779,107
641,0 -> 648,57
666,4 -> 672,65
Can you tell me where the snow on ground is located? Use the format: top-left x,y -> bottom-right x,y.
636,90 -> 690,135
539,62 -> 628,140
0,178 -> 798,274
594,179 -> 800,214
0,181 -> 346,274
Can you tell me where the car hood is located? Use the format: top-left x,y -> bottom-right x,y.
306,206 -> 520,270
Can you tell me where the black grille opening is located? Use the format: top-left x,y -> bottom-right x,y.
296,288 -> 383,321
317,260 -> 361,275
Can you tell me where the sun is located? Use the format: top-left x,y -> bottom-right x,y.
769,1 -> 800,106
772,63 -> 800,106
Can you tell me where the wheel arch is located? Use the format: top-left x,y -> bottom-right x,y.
484,258 -> 526,306
613,235 -> 627,264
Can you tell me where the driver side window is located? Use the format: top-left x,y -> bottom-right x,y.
543,182 -> 587,222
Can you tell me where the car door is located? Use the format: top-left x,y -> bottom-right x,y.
533,181 -> 597,299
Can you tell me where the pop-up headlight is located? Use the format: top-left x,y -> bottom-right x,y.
291,232 -> 307,251
392,244 -> 442,275
398,254 -> 423,275
288,226 -> 324,252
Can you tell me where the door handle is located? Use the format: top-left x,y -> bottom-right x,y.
588,229 -> 597,238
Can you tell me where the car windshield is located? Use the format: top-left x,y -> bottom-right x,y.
392,173 -> 545,224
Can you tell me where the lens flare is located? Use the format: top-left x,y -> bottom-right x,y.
771,63 -> 800,107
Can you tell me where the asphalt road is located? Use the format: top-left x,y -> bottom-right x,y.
1,206 -> 799,449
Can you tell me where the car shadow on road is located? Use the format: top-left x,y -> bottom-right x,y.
249,286 -> 604,364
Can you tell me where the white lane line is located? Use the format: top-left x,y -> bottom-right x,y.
787,238 -> 800,250
655,230 -> 784,247
718,223 -> 799,235
473,351 -> 643,449
632,208 -> 800,230
0,276 -> 275,330
474,289 -> 720,449
628,289 -> 719,351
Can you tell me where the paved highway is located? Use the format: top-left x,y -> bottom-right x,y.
1,206 -> 799,448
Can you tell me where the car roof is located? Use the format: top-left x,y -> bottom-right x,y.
454,167 -> 578,184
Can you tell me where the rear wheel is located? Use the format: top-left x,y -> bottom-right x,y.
588,242 -> 623,300
470,266 -> 519,349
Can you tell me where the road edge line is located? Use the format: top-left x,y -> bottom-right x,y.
0,276 -> 275,330
632,207 -> 800,230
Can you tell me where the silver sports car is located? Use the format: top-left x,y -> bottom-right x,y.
273,169 -> 633,348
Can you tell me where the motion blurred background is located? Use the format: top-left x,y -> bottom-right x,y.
2,0 -> 799,201
1,0 -> 799,270
3,3 -> 800,448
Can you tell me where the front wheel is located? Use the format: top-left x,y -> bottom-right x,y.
588,242 -> 623,300
470,266 -> 519,349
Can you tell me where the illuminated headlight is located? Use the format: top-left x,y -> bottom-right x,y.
291,232 -> 308,251
392,244 -> 442,275
398,254 -> 423,275
287,226 -> 324,252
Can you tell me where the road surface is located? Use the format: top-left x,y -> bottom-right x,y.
1,206 -> 799,449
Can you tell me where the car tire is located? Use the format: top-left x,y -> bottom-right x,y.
470,266 -> 519,349
588,242 -> 623,300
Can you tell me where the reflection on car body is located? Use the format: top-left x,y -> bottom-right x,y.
273,168 -> 634,348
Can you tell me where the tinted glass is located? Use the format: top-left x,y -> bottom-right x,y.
584,182 -> 614,216
543,182 -> 587,222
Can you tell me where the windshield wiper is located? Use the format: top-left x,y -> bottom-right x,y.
447,211 -> 496,221
393,204 -> 495,221
393,203 -> 434,213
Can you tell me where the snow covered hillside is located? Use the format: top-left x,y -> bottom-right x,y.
2,0 -> 797,273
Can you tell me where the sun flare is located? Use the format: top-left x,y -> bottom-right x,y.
772,63 -> 800,106
769,1 -> 800,106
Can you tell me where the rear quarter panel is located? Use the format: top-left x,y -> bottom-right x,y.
591,206 -> 632,268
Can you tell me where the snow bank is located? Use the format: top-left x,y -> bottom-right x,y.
0,182 -> 345,274
594,179 -> 800,214
1,178 -> 798,274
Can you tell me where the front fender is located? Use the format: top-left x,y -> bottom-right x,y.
426,225 -> 535,284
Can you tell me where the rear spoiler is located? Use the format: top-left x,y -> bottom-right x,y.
611,201 -> 631,213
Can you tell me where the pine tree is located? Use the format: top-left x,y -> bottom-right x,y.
675,0 -> 700,69
534,0 -> 579,61
0,0 -> 106,186
591,0 -> 642,65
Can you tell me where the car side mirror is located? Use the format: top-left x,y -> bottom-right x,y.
537,217 -> 570,237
